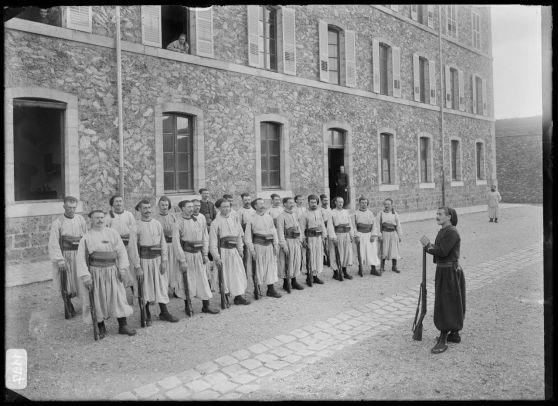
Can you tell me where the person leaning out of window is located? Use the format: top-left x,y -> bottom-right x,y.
166,33 -> 189,54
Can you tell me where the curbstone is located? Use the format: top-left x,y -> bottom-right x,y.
240,358 -> 263,370
248,343 -> 269,354
231,349 -> 252,361
215,354 -> 239,367
157,375 -> 182,390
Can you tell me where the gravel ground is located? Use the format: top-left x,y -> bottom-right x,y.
4,205 -> 544,400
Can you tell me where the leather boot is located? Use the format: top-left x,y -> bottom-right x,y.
233,295 -> 251,305
447,330 -> 461,343
117,317 -> 137,336
371,266 -> 381,276
266,284 -> 282,298
98,321 -> 106,339
333,270 -> 341,281
494,218 -> 498,223
202,300 -> 220,314
431,331 -> 449,354
184,300 -> 193,317
283,278 -> 291,293
306,274 -> 313,287
313,276 -> 324,284
68,299 -> 77,317
145,304 -> 152,326
159,303 -> 179,322
392,260 -> 400,273
380,259 -> 386,274
342,267 -> 353,280
358,265 -> 363,277
489,218 -> 493,222
291,278 -> 304,290
63,297 -> 71,320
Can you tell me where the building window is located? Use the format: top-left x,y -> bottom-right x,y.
446,5 -> 457,38
379,43 -> 390,95
419,56 -> 428,103
411,5 -> 430,25
450,139 -> 461,181
380,132 -> 395,184
419,136 -> 431,183
447,67 -> 459,109
15,6 -> 62,27
475,75 -> 483,114
328,128 -> 345,147
161,5 -> 190,52
476,141 -> 485,180
13,98 -> 65,201
472,10 -> 481,50
261,122 -> 281,189
257,6 -> 278,71
328,27 -> 341,84
163,113 -> 194,192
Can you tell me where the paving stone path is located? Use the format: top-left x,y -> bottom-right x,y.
114,243 -> 542,400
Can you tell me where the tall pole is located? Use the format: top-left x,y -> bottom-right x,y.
437,5 -> 446,206
116,6 -> 125,195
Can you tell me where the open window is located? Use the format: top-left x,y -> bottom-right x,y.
318,21 -> 356,87
372,40 -> 401,97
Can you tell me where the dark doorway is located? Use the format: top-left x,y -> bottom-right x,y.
161,5 -> 189,50
328,148 -> 345,208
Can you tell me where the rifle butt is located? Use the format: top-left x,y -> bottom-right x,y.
88,288 -> 99,341
412,323 -> 423,341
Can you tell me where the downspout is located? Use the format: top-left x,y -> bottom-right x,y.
437,5 -> 446,206
115,6 -> 125,194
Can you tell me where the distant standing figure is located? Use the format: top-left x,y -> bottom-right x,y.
166,33 -> 189,53
487,185 -> 502,223
376,198 -> 402,273
335,166 -> 349,208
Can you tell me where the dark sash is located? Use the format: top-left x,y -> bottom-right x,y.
89,251 -> 118,267
285,227 -> 301,239
139,245 -> 162,259
181,240 -> 204,253
253,233 -> 274,246
305,227 -> 323,237
356,223 -> 373,233
60,235 -> 81,251
219,236 -> 238,249
381,223 -> 397,232
334,224 -> 351,233
120,234 -> 130,246
164,234 -> 172,243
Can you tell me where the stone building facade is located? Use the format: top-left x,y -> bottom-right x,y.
495,116 -> 543,203
5,5 -> 495,264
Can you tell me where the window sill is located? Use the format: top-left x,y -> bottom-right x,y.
450,181 -> 464,187
419,182 -> 435,189
6,201 -> 84,218
379,184 -> 400,192
476,179 -> 487,186
257,190 -> 293,199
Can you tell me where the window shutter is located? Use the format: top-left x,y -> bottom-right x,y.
413,54 -> 420,101
458,69 -> 465,111
345,30 -> 357,88
141,6 -> 161,47
392,46 -> 401,98
411,5 -> 418,21
444,65 -> 452,108
482,78 -> 488,116
318,20 -> 329,82
471,74 -> 477,114
66,6 -> 92,33
427,5 -> 435,28
247,5 -> 260,67
429,59 -> 437,105
195,7 -> 214,58
282,7 -> 296,75
372,39 -> 380,93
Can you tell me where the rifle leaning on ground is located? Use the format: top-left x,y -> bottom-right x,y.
305,238 -> 313,287
182,267 -> 193,317
356,237 -> 364,277
137,275 -> 147,327
84,239 -> 99,340
283,245 -> 291,293
251,254 -> 261,300
333,240 -> 344,281
216,260 -> 230,309
412,247 -> 428,341
59,262 -> 72,319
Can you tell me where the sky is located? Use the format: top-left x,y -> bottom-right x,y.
490,5 -> 542,119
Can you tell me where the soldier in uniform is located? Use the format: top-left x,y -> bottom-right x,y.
352,197 -> 381,276
320,194 -> 333,268
327,196 -> 355,280
237,192 -> 256,277
301,194 -> 327,286
199,188 -> 216,227
193,199 -> 216,292
376,198 -> 402,273
48,196 -> 87,319
129,199 -> 179,325
267,193 -> 284,228
77,210 -> 136,338
173,200 -> 220,315
276,197 -> 305,293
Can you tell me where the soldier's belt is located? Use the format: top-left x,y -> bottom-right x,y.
219,236 -> 238,249
436,261 -> 458,269
89,251 -> 118,267
139,245 -> 162,259
253,233 -> 274,246
285,227 -> 301,239
60,235 -> 81,251
356,223 -> 373,233
164,234 -> 172,243
120,234 -> 130,246
181,240 -> 204,253
381,223 -> 397,232
305,228 -> 323,237
334,224 -> 351,233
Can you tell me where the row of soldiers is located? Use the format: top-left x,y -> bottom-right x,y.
48,190 -> 403,339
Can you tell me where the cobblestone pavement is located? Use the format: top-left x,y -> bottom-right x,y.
113,243 -> 542,400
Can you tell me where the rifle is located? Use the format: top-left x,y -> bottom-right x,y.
334,241 -> 344,281
323,237 -> 330,267
88,285 -> 100,341
305,239 -> 313,286
356,238 -> 363,277
412,247 -> 428,341
182,267 -> 193,317
137,275 -> 146,327
251,254 -> 261,300
283,245 -> 291,293
216,260 -> 230,309
59,263 -> 72,319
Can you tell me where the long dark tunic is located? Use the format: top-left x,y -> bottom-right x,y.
426,225 -> 466,332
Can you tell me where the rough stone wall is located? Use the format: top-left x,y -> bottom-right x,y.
496,135 -> 543,203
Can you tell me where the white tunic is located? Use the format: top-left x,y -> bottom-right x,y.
352,209 -> 380,267
376,210 -> 402,260
276,210 -> 303,279
487,191 -> 502,218
153,212 -> 181,296
327,209 -> 354,269
238,206 -> 256,276
301,208 -> 328,275
244,212 -> 279,285
105,209 -> 137,287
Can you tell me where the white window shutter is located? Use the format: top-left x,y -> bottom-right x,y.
195,7 -> 214,58
482,78 -> 488,116
427,5 -> 435,28
445,65 -> 452,108
411,5 -> 418,21
282,7 -> 296,75
413,54 -> 420,101
458,69 -> 465,111
141,5 -> 161,47
372,39 -> 380,93
318,20 -> 329,82
345,30 -> 357,88
429,59 -> 437,105
392,46 -> 401,98
66,6 -> 92,33
247,5 -> 260,67
472,74 -> 477,114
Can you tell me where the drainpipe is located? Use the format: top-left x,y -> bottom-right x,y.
437,5 -> 446,206
115,6 -> 125,194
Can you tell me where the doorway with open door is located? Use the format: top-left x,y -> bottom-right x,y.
327,128 -> 348,209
